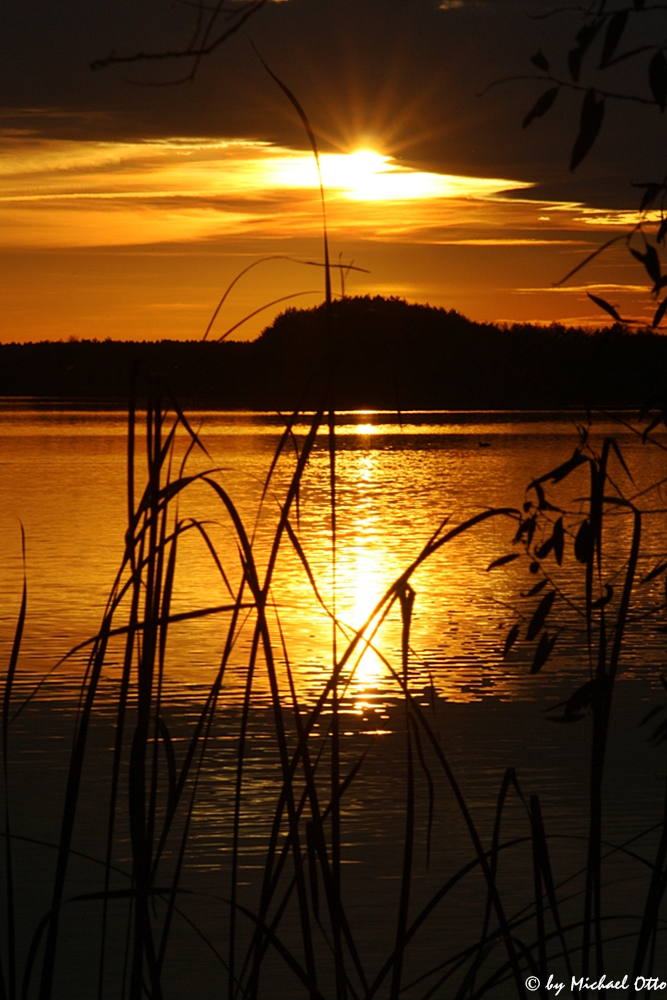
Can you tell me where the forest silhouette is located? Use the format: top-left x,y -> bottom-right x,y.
2,295 -> 665,410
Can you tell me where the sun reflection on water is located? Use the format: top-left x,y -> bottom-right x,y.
353,423 -> 376,436
4,410 -> 667,717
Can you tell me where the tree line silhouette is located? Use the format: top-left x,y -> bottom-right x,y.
2,296 -> 665,410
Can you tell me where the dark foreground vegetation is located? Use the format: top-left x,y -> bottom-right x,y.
3,296 -> 667,409
3,384 -> 667,999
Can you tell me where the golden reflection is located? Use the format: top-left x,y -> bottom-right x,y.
11,409 -> 657,714
334,451 -> 399,696
263,420 -> 592,711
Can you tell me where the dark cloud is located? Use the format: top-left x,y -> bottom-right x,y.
0,0 -> 662,209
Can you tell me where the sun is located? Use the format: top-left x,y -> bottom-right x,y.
261,142 -> 533,204
266,147 -> 392,200
321,149 -> 389,196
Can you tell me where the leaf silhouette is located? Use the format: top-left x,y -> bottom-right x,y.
503,623 -> 520,657
557,678 -> 600,718
531,51 -> 549,72
574,519 -> 594,563
570,89 -> 605,170
568,20 -> 603,81
649,51 -> 667,111
535,535 -> 554,560
587,292 -> 622,322
652,295 -> 667,328
515,516 -> 536,545
530,631 -> 557,674
633,182 -> 664,212
657,218 -> 667,244
526,578 -> 548,597
609,436 -> 634,483
600,11 -> 628,68
530,448 -> 588,488
645,244 -> 661,286
568,47 -> 583,82
530,480 -> 561,511
552,517 -> 564,566
526,590 -> 556,641
522,87 -> 559,129
487,553 -> 520,571
630,244 -> 661,287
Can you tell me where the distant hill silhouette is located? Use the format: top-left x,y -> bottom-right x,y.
1,296 -> 666,409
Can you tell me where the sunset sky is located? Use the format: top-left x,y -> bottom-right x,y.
1,0 -> 664,342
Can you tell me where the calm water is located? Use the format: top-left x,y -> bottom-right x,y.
2,406 -> 666,700
2,406 -> 667,998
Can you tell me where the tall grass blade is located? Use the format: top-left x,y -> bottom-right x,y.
530,795 -> 547,981
386,671 -> 528,997
209,411 -> 323,998
390,584 -> 416,999
128,387 -> 167,1000
38,616 -> 113,1000
251,45 -> 331,307
390,728 -> 414,1000
247,55 -> 344,989
252,588 -> 320,998
97,538 -> 143,1000
531,795 -> 574,982
581,443 -> 608,978
460,767 -> 523,1000
283,619 -> 369,997
409,716 -> 435,868
1,525 -> 26,1000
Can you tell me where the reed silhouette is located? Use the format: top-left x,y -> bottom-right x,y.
3,381 -> 667,1000
3,58 -> 667,1000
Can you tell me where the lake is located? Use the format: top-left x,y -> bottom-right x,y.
1,406 -> 667,999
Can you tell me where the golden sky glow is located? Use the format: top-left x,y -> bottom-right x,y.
0,135 -> 535,248
0,132 -> 660,340
266,147 -> 531,203
2,0 -> 664,342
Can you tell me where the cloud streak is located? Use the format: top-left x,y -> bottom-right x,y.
1,133 -> 616,252
0,130 -> 657,340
